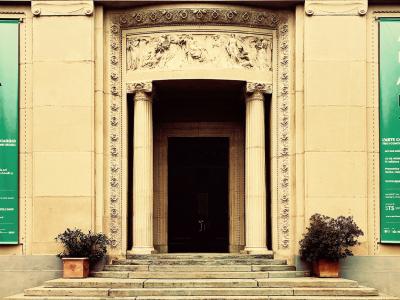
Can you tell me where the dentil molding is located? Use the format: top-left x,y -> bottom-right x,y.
305,0 -> 368,16
31,1 -> 93,16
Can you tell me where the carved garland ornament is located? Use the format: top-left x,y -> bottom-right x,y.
108,7 -> 291,251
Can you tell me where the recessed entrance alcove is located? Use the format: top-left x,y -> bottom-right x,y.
126,79 -> 273,253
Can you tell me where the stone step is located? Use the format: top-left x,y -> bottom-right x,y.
93,271 -> 272,279
23,286 -> 379,297
126,253 -> 274,260
93,270 -> 309,279
108,265 -> 296,272
105,264 -> 294,272
108,287 -> 380,297
8,295 -> 399,300
113,258 -> 287,265
112,259 -> 287,265
43,277 -> 359,289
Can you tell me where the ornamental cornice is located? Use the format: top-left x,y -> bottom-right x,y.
111,7 -> 280,29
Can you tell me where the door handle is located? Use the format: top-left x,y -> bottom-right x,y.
198,219 -> 205,232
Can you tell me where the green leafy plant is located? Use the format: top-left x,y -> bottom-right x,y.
299,214 -> 364,263
55,228 -> 111,265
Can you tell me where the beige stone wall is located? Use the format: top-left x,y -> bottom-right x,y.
300,0 -> 400,256
302,0 -> 369,255
0,1 -> 97,255
30,1 -> 96,254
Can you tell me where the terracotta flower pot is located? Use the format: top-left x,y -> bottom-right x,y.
62,258 -> 90,278
312,259 -> 339,277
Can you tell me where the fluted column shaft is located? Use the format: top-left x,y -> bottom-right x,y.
130,89 -> 154,254
244,89 -> 270,254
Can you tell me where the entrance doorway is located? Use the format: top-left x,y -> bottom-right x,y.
168,137 -> 229,252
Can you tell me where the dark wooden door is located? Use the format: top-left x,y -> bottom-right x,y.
168,137 -> 229,252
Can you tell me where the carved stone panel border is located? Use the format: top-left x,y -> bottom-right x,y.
276,21 -> 290,249
107,6 -> 291,253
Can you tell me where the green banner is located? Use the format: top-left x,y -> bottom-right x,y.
0,20 -> 19,244
379,18 -> 400,243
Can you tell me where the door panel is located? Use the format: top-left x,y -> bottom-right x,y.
168,137 -> 229,252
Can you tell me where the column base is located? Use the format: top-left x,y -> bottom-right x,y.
243,247 -> 273,255
127,246 -> 155,255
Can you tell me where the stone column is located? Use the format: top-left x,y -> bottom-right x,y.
244,82 -> 272,255
128,82 -> 154,255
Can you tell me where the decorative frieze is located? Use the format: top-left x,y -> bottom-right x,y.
113,8 -> 279,30
126,33 -> 273,73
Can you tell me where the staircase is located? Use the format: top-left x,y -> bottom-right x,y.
8,253 -> 399,299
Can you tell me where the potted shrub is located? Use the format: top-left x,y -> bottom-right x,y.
55,228 -> 110,278
299,214 -> 364,277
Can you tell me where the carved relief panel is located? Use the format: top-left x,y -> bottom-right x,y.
126,33 -> 273,72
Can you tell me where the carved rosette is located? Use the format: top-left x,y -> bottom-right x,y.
108,6 -> 291,253
277,20 -> 290,249
113,8 -> 279,30
108,17 -> 122,250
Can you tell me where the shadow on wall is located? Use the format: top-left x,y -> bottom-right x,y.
295,255 -> 400,297
0,255 -> 62,299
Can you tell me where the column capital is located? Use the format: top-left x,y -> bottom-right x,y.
127,81 -> 153,94
246,82 -> 272,94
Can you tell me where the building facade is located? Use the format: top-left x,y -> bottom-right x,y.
0,0 -> 400,298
